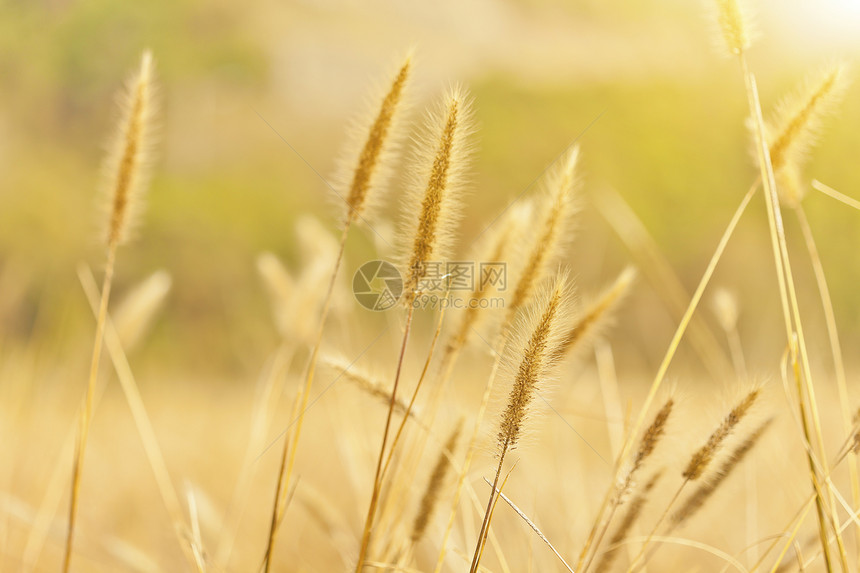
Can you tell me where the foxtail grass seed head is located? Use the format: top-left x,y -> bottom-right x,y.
498,272 -> 572,452
337,53 -> 412,226
616,398 -> 672,503
400,86 -> 474,301
673,419 -> 771,527
683,389 -> 760,480
411,420 -> 462,543
102,50 -> 157,248
712,0 -> 753,56
506,146 -> 579,325
768,64 -> 849,205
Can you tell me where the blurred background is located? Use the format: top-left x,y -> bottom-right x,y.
2,1 -> 860,569
1,0 -> 859,377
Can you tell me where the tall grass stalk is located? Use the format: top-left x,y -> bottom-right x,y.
63,51 -> 156,573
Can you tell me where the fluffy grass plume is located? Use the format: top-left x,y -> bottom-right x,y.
411,421 -> 462,543
683,388 -> 759,480
401,86 -> 474,301
768,64 -> 849,206
102,50 -> 157,248
497,272 -> 573,452
711,0 -> 753,56
505,146 -> 578,325
336,52 -> 412,225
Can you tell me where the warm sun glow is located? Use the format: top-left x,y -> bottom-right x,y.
769,0 -> 860,51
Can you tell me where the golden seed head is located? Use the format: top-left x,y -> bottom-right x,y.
682,389 -> 759,481
498,272 -> 572,451
713,0 -> 753,56
400,86 -> 474,302
673,419 -> 771,526
102,50 -> 157,247
339,53 -> 412,225
767,64 -> 849,207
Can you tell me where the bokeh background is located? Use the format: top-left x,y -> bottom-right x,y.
2,0 -> 860,570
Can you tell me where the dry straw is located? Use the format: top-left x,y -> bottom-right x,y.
64,50 -> 157,573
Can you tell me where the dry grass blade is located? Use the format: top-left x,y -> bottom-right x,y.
483,478 -> 575,573
812,180 -> 860,211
